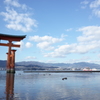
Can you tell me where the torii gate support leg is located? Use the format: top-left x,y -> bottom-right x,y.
6,41 -> 12,73
10,50 -> 16,73
6,50 -> 16,73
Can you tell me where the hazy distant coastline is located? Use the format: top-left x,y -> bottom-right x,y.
1,60 -> 100,71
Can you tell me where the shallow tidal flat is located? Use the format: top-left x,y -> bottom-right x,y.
0,71 -> 100,100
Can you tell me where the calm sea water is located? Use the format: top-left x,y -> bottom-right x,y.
0,71 -> 100,100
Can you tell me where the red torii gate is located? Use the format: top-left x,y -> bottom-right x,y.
0,33 -> 26,73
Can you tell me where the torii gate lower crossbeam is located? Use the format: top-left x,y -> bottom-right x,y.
0,33 -> 26,73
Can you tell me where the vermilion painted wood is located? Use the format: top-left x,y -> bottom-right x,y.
0,33 -> 26,73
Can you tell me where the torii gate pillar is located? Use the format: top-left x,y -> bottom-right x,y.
0,33 -> 26,73
6,49 -> 16,73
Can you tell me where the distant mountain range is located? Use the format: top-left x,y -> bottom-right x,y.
16,61 -> 100,69
1,60 -> 100,69
0,60 -> 7,67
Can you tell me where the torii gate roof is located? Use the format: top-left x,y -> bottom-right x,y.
0,33 -> 26,41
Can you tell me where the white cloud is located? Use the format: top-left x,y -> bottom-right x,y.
90,0 -> 100,17
45,60 -> 57,63
65,56 -> 90,63
37,42 -> 54,50
92,9 -> 100,17
29,35 -> 63,50
14,41 -> 24,49
15,41 -> 23,45
80,0 -> 89,9
81,0 -> 89,5
90,0 -> 100,8
81,0 -> 100,18
0,7 -> 37,32
86,59 -> 100,64
44,26 -> 100,58
4,0 -> 27,10
14,41 -> 33,49
44,44 -> 95,57
65,28 -> 72,32
0,0 -> 38,32
25,56 -> 36,60
29,35 -> 62,43
25,42 -> 33,48
28,26 -> 100,58
77,26 -> 100,42
61,34 -> 68,38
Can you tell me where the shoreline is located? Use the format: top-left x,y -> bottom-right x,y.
23,70 -> 100,73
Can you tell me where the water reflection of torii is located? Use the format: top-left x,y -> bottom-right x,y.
0,33 -> 26,73
6,73 -> 15,100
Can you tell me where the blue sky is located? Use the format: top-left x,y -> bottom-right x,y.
0,0 -> 100,64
